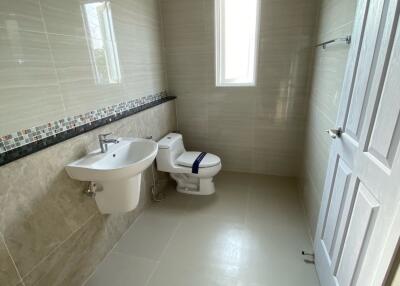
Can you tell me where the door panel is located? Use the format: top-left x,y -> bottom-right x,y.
354,5 -> 400,284
341,0 -> 385,141
321,158 -> 352,257
314,0 -> 400,285
335,183 -> 379,286
365,27 -> 400,169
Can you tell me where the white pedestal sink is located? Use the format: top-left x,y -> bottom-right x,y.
65,137 -> 158,214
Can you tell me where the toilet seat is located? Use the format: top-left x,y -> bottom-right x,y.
176,152 -> 220,168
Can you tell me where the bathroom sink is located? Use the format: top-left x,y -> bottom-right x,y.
65,137 -> 158,214
66,137 -> 158,182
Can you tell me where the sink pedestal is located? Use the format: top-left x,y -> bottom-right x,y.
95,174 -> 142,214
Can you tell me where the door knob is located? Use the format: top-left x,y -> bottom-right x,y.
325,128 -> 342,139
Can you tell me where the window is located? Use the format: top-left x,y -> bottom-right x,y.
215,0 -> 260,87
82,1 -> 121,85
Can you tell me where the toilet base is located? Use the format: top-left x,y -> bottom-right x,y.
170,173 -> 215,195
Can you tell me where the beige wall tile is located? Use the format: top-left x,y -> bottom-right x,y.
0,27 -> 65,135
0,0 -> 176,284
22,214 -> 108,286
161,0 -> 317,175
0,0 -> 167,136
0,0 -> 44,33
40,0 -> 86,37
0,100 -> 177,285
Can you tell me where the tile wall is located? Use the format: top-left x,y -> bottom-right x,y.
300,0 -> 357,237
0,0 -> 166,135
0,0 -> 177,285
0,100 -> 177,286
160,0 -> 317,176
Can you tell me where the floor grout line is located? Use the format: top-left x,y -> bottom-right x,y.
0,232 -> 26,286
144,219 -> 183,286
82,174 -> 319,285
144,195 -> 190,286
144,260 -> 161,286
81,207 -> 149,286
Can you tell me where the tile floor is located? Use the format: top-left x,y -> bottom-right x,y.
84,172 -> 320,286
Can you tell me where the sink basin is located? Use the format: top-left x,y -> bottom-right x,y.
65,137 -> 158,214
66,138 -> 158,182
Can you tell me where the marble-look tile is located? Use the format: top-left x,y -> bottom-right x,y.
0,28 -> 51,62
19,137 -> 172,286
0,85 -> 65,135
0,134 -> 97,228
46,33 -> 123,114
47,34 -> 91,69
1,0 -> 168,135
1,197 -> 72,277
0,0 -> 174,284
122,64 -> 166,100
52,176 -> 97,230
0,100 -> 176,282
40,0 -> 85,37
21,215 -> 107,286
0,27 -> 65,134
0,234 -> 21,286
0,140 -> 96,277
0,60 -> 57,88
0,0 -> 44,32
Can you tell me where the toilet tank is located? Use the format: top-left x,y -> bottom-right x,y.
156,133 -> 185,172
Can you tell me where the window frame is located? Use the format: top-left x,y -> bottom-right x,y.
215,0 -> 261,87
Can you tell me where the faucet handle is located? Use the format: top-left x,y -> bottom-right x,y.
98,133 -> 112,140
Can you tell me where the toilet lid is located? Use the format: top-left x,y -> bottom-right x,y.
176,152 -> 220,168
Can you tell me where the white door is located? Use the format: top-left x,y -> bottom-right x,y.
314,0 -> 400,285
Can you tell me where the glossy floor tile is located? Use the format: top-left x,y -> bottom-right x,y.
84,172 -> 319,286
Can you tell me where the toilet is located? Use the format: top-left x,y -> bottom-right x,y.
156,133 -> 221,195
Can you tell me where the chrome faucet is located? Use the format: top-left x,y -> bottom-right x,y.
98,133 -> 119,153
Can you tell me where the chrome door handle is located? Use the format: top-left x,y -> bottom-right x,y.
325,128 -> 342,139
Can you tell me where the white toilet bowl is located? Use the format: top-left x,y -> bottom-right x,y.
156,133 -> 221,195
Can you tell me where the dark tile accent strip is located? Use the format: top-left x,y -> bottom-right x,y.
0,96 -> 176,167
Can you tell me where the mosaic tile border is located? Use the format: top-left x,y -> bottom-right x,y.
0,91 -> 176,166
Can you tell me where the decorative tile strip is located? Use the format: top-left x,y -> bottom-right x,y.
0,91 -> 176,166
